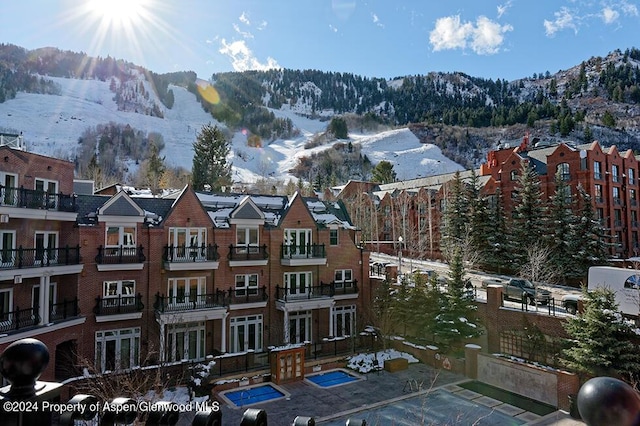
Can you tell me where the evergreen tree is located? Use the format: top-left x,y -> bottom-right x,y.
484,188 -> 514,273
433,247 -> 483,351
511,161 -> 547,268
328,117 -> 348,139
191,124 -> 232,192
546,171 -> 578,281
371,160 -> 396,184
602,110 -> 616,128
583,124 -> 593,142
466,169 -> 491,267
440,171 -> 469,261
143,142 -> 166,194
561,286 -> 640,383
571,185 -> 610,275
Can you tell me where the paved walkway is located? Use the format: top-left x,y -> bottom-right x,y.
177,362 -> 585,426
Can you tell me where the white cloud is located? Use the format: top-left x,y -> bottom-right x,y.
219,39 -> 280,72
372,13 -> 384,28
329,24 -> 338,33
497,1 -> 512,19
602,7 -> 620,24
621,1 -> 639,17
233,23 -> 254,39
239,12 -> 251,26
429,15 -> 512,55
543,7 -> 578,36
257,20 -> 268,30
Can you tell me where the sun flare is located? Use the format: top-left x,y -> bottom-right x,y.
88,0 -> 148,27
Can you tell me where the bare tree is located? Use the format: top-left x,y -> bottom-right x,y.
519,243 -> 558,311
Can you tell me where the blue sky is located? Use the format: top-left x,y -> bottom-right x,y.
2,0 -> 639,81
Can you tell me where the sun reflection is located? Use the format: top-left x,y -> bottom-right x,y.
196,79 -> 221,104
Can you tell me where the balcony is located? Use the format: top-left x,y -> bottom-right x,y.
95,245 -> 145,271
280,244 -> 327,266
163,244 -> 220,271
226,286 -> 268,309
94,294 -> 144,322
0,245 -> 83,281
154,292 -> 227,313
275,283 -> 335,311
0,186 -> 78,220
228,244 -> 268,267
0,298 -> 80,335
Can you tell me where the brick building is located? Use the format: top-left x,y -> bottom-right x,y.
0,144 -> 369,381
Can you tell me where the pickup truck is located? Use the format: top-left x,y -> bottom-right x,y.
482,278 -> 551,305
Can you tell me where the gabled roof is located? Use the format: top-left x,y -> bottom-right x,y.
197,192 -> 288,228
230,196 -> 265,221
98,191 -> 145,217
76,193 -> 174,226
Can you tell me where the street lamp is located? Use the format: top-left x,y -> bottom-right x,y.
398,236 -> 403,275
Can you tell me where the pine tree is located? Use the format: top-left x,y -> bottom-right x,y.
511,161 -> 547,268
466,169 -> 491,268
485,188 -> 514,273
546,171 -> 578,281
191,124 -> 232,192
371,160 -> 396,184
561,286 -> 640,383
440,171 -> 469,261
571,185 -> 610,275
143,142 -> 166,194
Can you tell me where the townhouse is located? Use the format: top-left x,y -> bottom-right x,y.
0,141 -> 369,381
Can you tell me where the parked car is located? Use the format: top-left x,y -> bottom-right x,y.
482,278 -> 551,305
561,294 -> 581,315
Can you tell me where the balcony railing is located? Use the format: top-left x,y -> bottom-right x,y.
94,294 -> 144,316
228,244 -> 268,262
275,280 -> 357,301
280,244 -> 326,260
0,245 -> 81,270
154,291 -> 226,313
331,280 -> 359,296
0,185 -> 77,212
163,244 -> 219,263
0,298 -> 79,333
226,285 -> 268,305
95,245 -> 145,264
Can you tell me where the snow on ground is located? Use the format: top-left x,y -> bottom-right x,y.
1,77 -> 463,183
347,349 -> 419,374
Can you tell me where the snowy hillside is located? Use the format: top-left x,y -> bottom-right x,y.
0,76 -> 463,184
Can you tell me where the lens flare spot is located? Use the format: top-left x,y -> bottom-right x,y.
242,128 -> 248,135
196,79 -> 220,104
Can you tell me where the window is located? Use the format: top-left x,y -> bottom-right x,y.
384,206 -> 391,216
283,229 -> 312,257
630,169 -> 636,185
106,225 -> 136,247
510,170 -> 518,181
35,178 -> 58,208
284,271 -> 312,297
383,220 -> 391,231
597,208 -> 604,223
594,184 -> 603,203
167,277 -> 206,305
334,269 -> 353,289
32,283 -> 56,311
613,187 -> 621,204
35,231 -> 58,265
288,311 -> 311,344
95,327 -> 140,372
236,226 -> 259,253
594,161 -> 602,180
0,231 -> 16,267
631,189 -> 638,206
558,185 -> 571,203
418,203 -> 427,214
167,322 -> 205,362
230,315 -> 263,352
0,289 -> 13,322
104,280 -> 135,306
615,209 -> 622,227
168,227 -> 207,259
333,305 -> 355,337
632,211 -> 638,227
329,229 -> 339,246
1,172 -> 18,206
439,199 -> 446,212
556,163 -> 570,181
612,165 -> 620,183
235,274 -> 258,297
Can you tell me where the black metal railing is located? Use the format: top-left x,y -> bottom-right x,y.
227,285 -> 268,304
154,291 -> 227,313
94,294 -> 144,316
163,244 -> 219,263
280,243 -> 326,259
0,245 -> 81,270
331,280 -> 359,296
48,298 -> 80,322
0,185 -> 77,212
228,244 -> 269,262
0,307 -> 39,333
275,281 -> 357,301
95,245 -> 145,264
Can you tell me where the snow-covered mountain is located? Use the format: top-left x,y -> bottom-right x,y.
0,75 -> 463,184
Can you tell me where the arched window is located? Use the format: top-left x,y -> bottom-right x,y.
510,170 -> 518,181
557,163 -> 570,181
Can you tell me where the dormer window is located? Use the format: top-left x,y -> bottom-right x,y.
106,225 -> 136,248
237,227 -> 259,253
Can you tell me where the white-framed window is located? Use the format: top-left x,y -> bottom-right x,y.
289,311 -> 311,344
0,289 -> 13,321
168,227 -> 207,259
284,229 -> 312,257
95,327 -> 140,372
35,178 -> 58,209
0,231 -> 16,267
556,162 -> 570,180
594,161 -> 602,179
106,225 -> 136,247
104,280 -> 136,306
630,168 -> 636,185
612,165 -> 620,182
329,229 -> 339,246
333,305 -> 356,337
167,322 -> 206,362
236,226 -> 259,253
235,274 -> 258,297
1,172 -> 18,206
34,231 -> 58,265
230,315 -> 263,353
510,170 -> 518,181
32,283 -> 56,310
284,271 -> 312,297
334,269 -> 353,289
167,277 -> 206,305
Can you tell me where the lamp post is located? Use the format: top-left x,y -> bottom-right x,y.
398,236 -> 403,275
